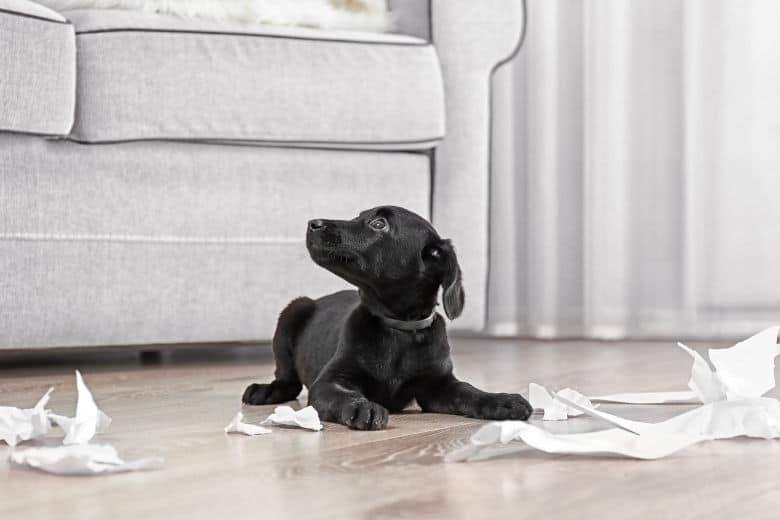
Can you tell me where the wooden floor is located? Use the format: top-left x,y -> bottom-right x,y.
1,338 -> 779,520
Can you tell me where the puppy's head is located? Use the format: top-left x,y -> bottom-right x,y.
306,206 -> 464,320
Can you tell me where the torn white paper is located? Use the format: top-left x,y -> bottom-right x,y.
555,393 -> 645,434
529,384 -> 567,420
9,444 -> 163,476
589,391 -> 698,405
445,421 -> 706,462
682,326 -> 780,402
224,412 -> 271,436
262,406 -> 322,431
0,388 -> 54,447
677,343 -> 729,403
49,371 -> 112,445
451,327 -> 780,461
709,326 -> 780,398
448,397 -> 780,462
448,392 -> 780,462
588,326 -> 780,406
528,384 -> 595,421
650,398 -> 780,439
557,393 -> 780,440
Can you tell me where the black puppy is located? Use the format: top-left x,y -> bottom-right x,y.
242,206 -> 532,430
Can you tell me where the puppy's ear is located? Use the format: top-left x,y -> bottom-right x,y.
423,239 -> 465,320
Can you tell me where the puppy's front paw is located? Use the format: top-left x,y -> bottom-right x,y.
242,383 -> 273,405
339,400 -> 389,431
242,380 -> 302,405
472,393 -> 533,421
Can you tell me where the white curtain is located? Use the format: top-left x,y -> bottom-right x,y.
488,0 -> 780,339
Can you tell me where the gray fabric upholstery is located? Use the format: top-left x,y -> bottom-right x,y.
430,0 -> 525,331
0,135 -> 430,348
0,0 -> 75,135
65,9 -> 444,148
0,1 -> 526,347
0,0 -> 65,21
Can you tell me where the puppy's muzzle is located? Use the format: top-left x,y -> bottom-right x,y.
306,218 -> 341,251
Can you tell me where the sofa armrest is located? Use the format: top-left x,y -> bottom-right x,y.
0,0 -> 75,136
430,0 -> 526,331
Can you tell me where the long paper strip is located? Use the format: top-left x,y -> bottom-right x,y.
449,398 -> 780,463
558,393 -> 780,439
445,422 -> 705,462
589,391 -> 698,405
555,393 -> 645,434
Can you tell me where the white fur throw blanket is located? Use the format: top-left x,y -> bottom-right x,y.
37,0 -> 391,32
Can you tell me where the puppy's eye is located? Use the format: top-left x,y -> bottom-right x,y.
369,218 -> 388,231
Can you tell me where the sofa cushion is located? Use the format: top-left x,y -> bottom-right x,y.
0,0 -> 75,135
1,0 -> 65,21
66,9 -> 445,150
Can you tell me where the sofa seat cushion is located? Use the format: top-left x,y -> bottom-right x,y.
0,0 -> 75,135
66,9 -> 445,150
0,135 -> 430,347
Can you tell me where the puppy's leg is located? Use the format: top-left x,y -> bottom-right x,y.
242,298 -> 313,405
308,381 -> 389,431
416,374 -> 532,421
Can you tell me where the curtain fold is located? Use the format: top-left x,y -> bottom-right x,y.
488,0 -> 780,339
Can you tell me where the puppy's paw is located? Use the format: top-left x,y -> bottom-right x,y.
242,380 -> 301,405
340,400 -> 389,431
242,383 -> 273,405
471,393 -> 533,421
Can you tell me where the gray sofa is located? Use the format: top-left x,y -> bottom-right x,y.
0,0 -> 525,349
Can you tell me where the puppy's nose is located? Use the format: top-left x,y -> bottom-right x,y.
308,219 -> 326,232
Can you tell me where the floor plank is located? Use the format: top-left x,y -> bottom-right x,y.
1,338 -> 778,520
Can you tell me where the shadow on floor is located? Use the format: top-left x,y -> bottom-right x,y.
0,342 -> 274,372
